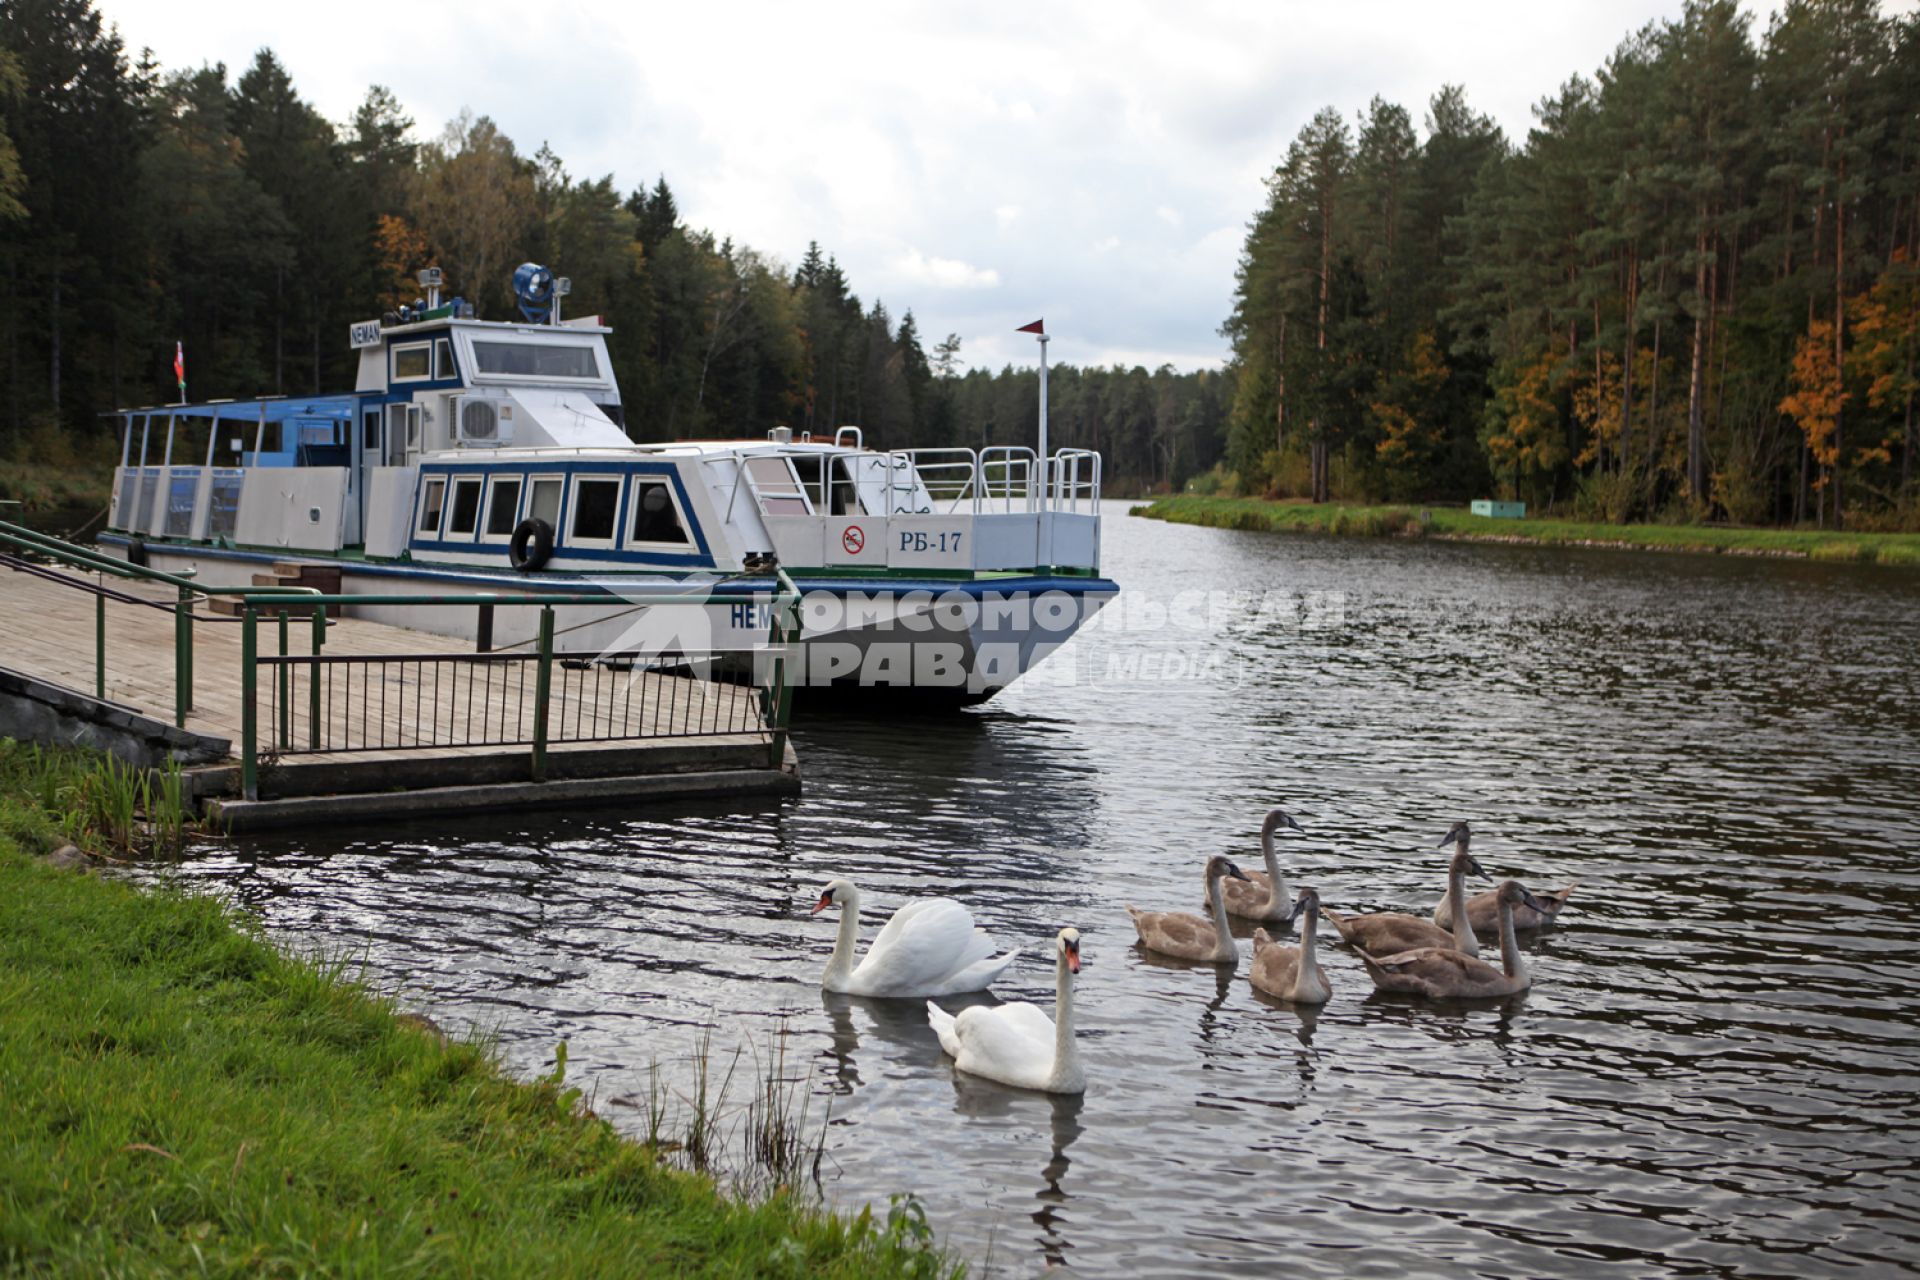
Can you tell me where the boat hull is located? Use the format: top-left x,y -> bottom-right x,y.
100,536 -> 1115,708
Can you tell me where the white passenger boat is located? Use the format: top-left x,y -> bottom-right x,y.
99,266 -> 1116,705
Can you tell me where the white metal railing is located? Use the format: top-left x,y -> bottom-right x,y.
885,448 -> 976,515
871,446 -> 1103,518
979,446 -> 1038,514
1046,449 -> 1102,513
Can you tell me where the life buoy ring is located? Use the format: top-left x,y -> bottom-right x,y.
509,517 -> 554,572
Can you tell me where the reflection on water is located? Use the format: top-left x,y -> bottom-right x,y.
172,505 -> 1920,1276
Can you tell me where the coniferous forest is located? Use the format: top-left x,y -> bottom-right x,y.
1,0 -> 1915,523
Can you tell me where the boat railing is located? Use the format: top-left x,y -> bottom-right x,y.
883,445 -> 1101,517
886,447 -> 979,515
110,464 -> 256,542
1046,449 -> 1103,514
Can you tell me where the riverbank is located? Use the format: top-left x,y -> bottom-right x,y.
0,741 -> 953,1277
1131,496 -> 1920,566
0,457 -> 114,524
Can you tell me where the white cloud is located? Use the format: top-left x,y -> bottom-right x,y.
890,250 -> 1002,291
97,0 -> 1774,370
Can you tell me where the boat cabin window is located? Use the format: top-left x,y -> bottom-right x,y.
392,343 -> 432,382
447,477 -> 483,537
528,476 -> 562,529
433,338 -> 456,381
417,477 -> 447,535
472,341 -> 599,380
484,477 -> 522,538
745,456 -> 810,516
629,480 -> 690,545
568,477 -> 621,545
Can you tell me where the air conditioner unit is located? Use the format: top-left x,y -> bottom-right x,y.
459,397 -> 500,444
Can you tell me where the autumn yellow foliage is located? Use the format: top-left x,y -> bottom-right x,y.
1373,330 -> 1449,470
373,214 -> 428,312
1780,320 -> 1846,488
1481,348 -> 1565,497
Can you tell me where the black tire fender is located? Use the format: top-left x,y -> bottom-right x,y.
508,517 -> 554,572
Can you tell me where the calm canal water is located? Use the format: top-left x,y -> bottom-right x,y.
174,502 -> 1920,1276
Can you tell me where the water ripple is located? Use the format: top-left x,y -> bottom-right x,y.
169,507 -> 1920,1276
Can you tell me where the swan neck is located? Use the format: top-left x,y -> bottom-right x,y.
1052,951 -> 1080,1083
825,888 -> 861,985
1207,871 -> 1234,952
1297,910 -> 1324,988
1262,830 -> 1293,907
1499,898 -> 1527,982
1447,864 -> 1479,957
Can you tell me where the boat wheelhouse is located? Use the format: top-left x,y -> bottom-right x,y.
100,266 -> 1116,704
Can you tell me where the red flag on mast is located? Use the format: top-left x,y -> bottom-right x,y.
1016,319 -> 1044,334
173,341 -> 185,389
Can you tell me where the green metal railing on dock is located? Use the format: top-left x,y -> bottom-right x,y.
1,519 -> 319,727
0,521 -> 802,800
232,581 -> 800,799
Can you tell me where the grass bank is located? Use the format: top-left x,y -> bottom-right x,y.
0,740 -> 955,1277
1131,496 -> 1920,567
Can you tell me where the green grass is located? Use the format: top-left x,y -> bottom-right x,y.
0,740 -> 956,1278
1131,496 -> 1920,567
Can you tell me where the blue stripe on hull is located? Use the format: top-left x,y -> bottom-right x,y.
97,533 -> 1118,599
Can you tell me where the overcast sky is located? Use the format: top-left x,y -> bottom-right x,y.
94,0 -> 1898,372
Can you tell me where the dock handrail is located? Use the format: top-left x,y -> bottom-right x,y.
0,518 -> 318,599
1,520 -> 801,798
0,517 -> 319,726
230,568 -> 803,799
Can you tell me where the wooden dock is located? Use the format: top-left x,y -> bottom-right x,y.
0,562 -> 797,828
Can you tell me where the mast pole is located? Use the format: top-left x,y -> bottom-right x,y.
1038,331 -> 1050,512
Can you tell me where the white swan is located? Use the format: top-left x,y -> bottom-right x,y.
812,878 -> 1020,998
928,928 -> 1085,1094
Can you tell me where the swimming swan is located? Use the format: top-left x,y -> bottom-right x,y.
813,879 -> 1020,997
1127,855 -> 1252,965
1321,847 -> 1489,958
1430,822 -> 1579,934
928,928 -> 1086,1094
1218,808 -> 1306,922
1360,880 -> 1543,999
1249,889 -> 1332,1004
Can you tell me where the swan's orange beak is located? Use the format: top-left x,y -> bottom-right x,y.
1065,942 -> 1080,973
811,892 -> 833,915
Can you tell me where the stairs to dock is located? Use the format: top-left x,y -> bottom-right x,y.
206,562 -> 342,617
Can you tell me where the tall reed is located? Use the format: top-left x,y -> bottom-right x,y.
637,1021 -> 829,1197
